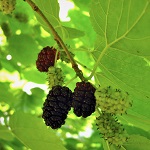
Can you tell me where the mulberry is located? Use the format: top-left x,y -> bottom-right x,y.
95,86 -> 132,115
42,85 -> 72,129
36,46 -> 59,72
72,81 -> 96,118
47,66 -> 64,89
0,0 -> 16,14
96,112 -> 128,146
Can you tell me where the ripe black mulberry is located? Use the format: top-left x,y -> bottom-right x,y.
36,46 -> 59,72
42,85 -> 72,129
72,81 -> 96,118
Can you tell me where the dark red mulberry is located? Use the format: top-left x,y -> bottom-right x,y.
72,82 -> 96,118
36,46 -> 59,72
42,85 -> 72,129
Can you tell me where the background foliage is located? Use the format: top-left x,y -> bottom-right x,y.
0,0 -> 150,150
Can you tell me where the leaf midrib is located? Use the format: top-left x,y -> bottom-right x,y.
89,1 -> 149,79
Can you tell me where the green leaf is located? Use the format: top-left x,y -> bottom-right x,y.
33,0 -> 84,39
124,125 -> 150,140
68,8 -> 96,47
0,82 -> 15,104
22,67 -> 47,84
89,0 -> 150,117
13,88 -> 45,113
1,57 -> 21,73
62,26 -> 85,39
124,135 -> 150,150
34,0 -> 60,22
118,112 -> 150,131
9,111 -> 66,150
0,125 -> 14,141
8,34 -> 39,66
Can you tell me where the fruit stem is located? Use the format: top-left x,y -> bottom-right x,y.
65,75 -> 77,86
75,60 -> 92,71
24,0 -> 86,81
102,139 -> 111,150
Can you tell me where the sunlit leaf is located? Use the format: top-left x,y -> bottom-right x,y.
33,0 -> 84,39
124,135 -> 150,150
90,0 -> 150,116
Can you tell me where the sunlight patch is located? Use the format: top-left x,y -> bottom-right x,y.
58,0 -> 74,21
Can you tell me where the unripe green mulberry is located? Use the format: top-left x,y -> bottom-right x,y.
47,66 -> 64,89
96,112 -> 128,146
95,86 -> 132,115
0,0 -> 16,14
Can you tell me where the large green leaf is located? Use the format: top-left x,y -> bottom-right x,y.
124,135 -> 150,150
0,125 -> 14,141
89,0 -> 150,116
68,8 -> 96,47
9,111 -> 66,150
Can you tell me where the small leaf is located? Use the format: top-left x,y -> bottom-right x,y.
9,111 -> 66,150
62,26 -> 85,39
124,135 -> 150,150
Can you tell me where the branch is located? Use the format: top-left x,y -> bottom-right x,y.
24,0 -> 86,81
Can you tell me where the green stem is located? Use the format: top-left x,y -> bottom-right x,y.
87,46 -> 108,80
102,139 -> 111,150
24,0 -> 86,81
75,60 -> 92,71
65,75 -> 77,86
121,145 -> 127,150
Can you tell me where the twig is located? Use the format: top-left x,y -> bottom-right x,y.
24,0 -> 86,81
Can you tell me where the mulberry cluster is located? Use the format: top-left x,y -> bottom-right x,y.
95,86 -> 132,115
42,85 -> 72,129
47,66 -> 64,89
72,82 -> 96,118
36,46 -> 59,72
96,112 -> 128,146
0,0 -> 16,14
